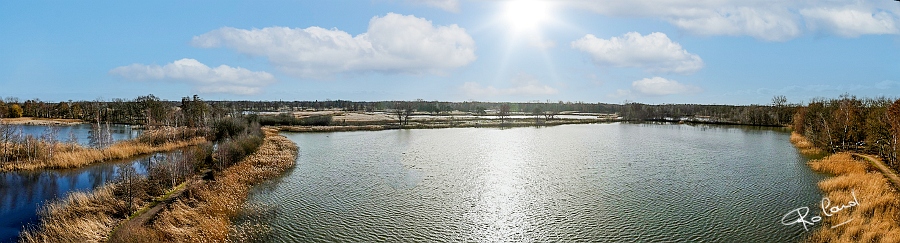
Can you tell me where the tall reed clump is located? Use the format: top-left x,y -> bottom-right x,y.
805,153 -> 900,243
18,184 -> 127,243
791,132 -> 824,156
130,129 -> 298,242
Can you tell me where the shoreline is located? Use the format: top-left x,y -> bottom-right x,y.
0,117 -> 85,125
272,118 -> 615,133
18,129 -> 298,242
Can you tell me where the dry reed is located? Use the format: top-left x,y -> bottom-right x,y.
805,153 -> 900,243
125,129 -> 298,242
18,184 -> 125,243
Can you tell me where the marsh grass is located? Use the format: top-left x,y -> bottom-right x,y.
18,184 -> 126,243
805,153 -> 900,243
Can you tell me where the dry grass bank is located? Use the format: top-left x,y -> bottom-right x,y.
118,129 -> 298,242
0,127 -> 208,172
1,117 -> 84,125
791,132 -> 824,156
18,184 -> 124,243
805,153 -> 900,243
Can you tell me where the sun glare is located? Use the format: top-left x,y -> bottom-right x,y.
503,0 -> 552,33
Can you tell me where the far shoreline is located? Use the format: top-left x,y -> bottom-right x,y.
0,117 -> 85,126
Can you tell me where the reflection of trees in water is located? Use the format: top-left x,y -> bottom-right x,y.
0,153 -> 162,221
12,124 -> 141,147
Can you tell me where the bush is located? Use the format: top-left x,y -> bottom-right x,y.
137,127 -> 209,146
212,117 -> 247,141
215,133 -> 264,170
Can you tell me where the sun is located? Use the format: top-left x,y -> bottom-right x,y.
502,0 -> 552,33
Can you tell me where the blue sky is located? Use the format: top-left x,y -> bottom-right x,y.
1,0 -> 899,105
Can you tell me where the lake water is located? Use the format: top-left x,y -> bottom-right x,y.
10,124 -> 141,147
0,153 -> 163,243
240,123 -> 825,242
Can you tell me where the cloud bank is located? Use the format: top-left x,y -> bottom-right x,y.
192,13 -> 477,78
566,0 -> 900,41
110,58 -> 275,95
571,32 -> 703,74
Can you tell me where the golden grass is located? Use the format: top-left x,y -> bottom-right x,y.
111,129 -> 298,242
808,153 -> 868,175
0,130 -> 208,172
18,184 -> 124,243
791,132 -> 825,156
805,153 -> 900,243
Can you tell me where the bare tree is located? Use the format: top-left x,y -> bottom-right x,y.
0,118 -> 14,164
499,104 -> 510,124
40,126 -> 60,158
532,107 -> 544,125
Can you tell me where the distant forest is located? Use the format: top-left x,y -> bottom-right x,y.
0,94 -> 797,126
1,94 -> 898,166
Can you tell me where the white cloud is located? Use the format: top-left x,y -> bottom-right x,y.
192,13 -> 476,78
571,32 -> 703,74
564,0 -> 900,41
462,73 -> 559,97
631,77 -> 701,96
801,8 -> 899,37
409,0 -> 459,12
109,58 -> 275,95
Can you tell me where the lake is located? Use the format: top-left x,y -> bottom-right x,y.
9,123 -> 141,147
239,123 -> 825,242
0,153 -> 165,243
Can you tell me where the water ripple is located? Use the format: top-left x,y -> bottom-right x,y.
238,124 -> 824,242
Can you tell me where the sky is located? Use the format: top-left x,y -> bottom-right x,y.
1,0 -> 899,105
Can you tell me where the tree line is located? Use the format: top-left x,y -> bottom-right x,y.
792,95 -> 900,168
0,95 -> 806,127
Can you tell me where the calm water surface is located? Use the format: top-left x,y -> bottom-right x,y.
243,123 -> 824,242
0,153 -> 164,242
11,124 -> 141,147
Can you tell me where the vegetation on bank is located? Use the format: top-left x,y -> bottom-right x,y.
792,95 -> 900,172
789,95 -> 900,242
108,129 -> 298,242
18,117 -> 275,243
802,153 -> 900,243
0,94 -> 799,127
